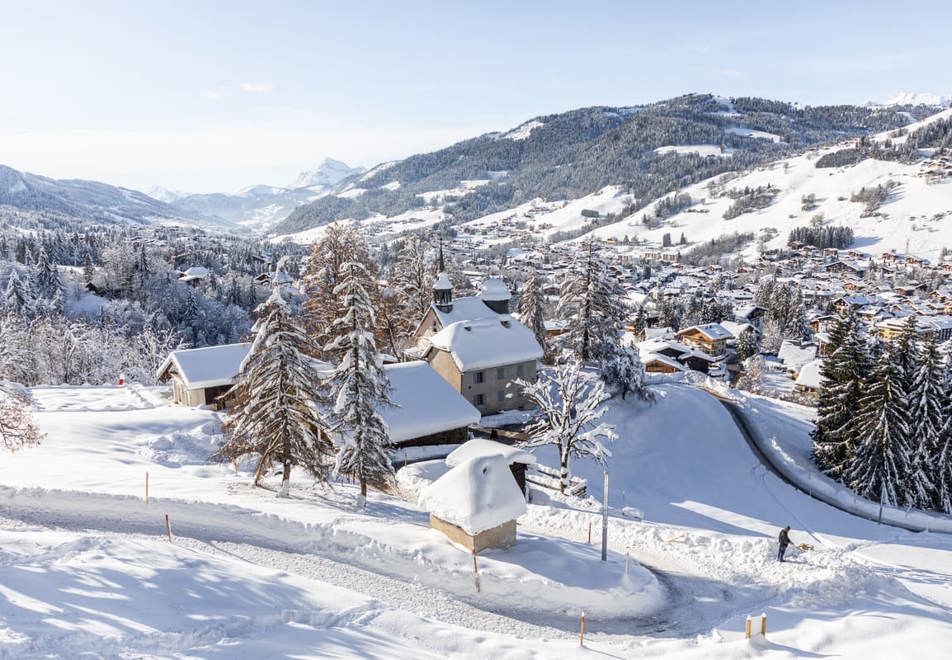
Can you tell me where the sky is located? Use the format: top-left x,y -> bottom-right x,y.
1,0 -> 950,194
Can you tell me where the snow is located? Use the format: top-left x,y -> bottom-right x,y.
478,276 -> 510,301
725,126 -> 783,143
777,340 -> 818,371
433,271 -> 451,290
585,122 -> 952,259
381,180 -> 401,191
502,119 -> 544,141
419,454 -> 527,534
428,318 -> 543,372
445,438 -> 537,468
337,187 -> 367,199
5,378 -> 952,657
876,92 -> 952,108
794,360 -> 823,390
654,144 -> 733,158
381,361 -> 480,443
156,342 -> 251,390
678,322 -> 732,341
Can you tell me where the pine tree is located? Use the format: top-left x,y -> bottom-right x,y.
812,311 -> 868,478
215,286 -> 332,496
894,315 -> 921,395
34,246 -> 62,299
934,354 -> 952,513
516,359 -> 616,493
3,269 -> 32,319
391,235 -> 433,323
557,241 -> 627,364
908,335 -> 942,508
326,261 -> 395,503
844,346 -> 911,507
518,267 -> 548,362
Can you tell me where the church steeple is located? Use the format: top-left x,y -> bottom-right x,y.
433,237 -> 453,312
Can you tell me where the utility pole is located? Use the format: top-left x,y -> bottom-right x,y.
601,469 -> 609,561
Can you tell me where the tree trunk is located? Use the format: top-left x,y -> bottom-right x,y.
278,435 -> 291,498
560,447 -> 570,494
360,479 -> 368,497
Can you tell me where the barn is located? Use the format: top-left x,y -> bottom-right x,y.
156,343 -> 251,409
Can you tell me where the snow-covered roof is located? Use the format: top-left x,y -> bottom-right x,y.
432,295 -> 501,327
419,454 -> 527,535
677,323 -> 732,341
719,320 -> 753,339
179,266 -> 210,282
445,438 -> 537,468
381,361 -> 480,443
641,353 -> 686,371
795,360 -> 823,390
778,341 -> 818,371
156,343 -> 251,390
479,277 -> 511,301
428,318 -> 543,372
434,272 -> 452,290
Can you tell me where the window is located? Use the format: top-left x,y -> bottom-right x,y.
474,393 -> 485,406
496,367 -> 505,380
497,390 -> 505,402
475,371 -> 484,384
516,365 -> 525,378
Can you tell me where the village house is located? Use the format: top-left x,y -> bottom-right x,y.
156,343 -> 251,409
675,323 -> 732,357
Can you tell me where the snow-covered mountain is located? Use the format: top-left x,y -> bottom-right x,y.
0,164 -> 236,231
273,93 -> 937,237
874,92 -> 951,108
579,108 -> 952,259
169,158 -> 365,231
289,158 -> 365,190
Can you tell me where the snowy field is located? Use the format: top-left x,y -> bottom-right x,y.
1,384 -> 951,657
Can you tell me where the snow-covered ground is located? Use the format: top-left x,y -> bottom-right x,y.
2,384 -> 951,657
583,112 -> 952,259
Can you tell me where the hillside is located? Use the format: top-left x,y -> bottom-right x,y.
0,164 -> 235,231
580,109 -> 952,259
172,158 -> 365,231
271,94 -> 934,237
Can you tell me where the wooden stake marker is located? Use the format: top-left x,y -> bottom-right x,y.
579,610 -> 586,646
165,514 -> 173,543
745,616 -> 752,640
587,521 -> 592,544
471,548 -> 481,593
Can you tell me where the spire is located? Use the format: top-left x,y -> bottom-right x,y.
437,236 -> 446,273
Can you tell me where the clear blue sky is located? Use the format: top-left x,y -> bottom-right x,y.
1,0 -> 949,193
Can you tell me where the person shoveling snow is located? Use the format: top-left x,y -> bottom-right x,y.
777,525 -> 794,562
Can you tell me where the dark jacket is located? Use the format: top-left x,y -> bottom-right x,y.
778,528 -> 791,547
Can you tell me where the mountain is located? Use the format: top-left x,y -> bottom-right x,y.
0,164 -> 236,230
271,93 -> 935,237
289,158 -> 366,189
875,92 -> 951,109
579,108 -> 952,259
169,158 -> 365,231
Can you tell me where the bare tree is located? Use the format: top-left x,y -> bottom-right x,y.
516,360 -> 616,493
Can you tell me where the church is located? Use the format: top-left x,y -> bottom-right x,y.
410,253 -> 543,416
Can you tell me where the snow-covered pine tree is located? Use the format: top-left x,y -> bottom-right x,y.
216,285 -> 333,497
516,359 -> 617,493
34,246 -> 62,299
326,261 -> 395,503
391,235 -> 434,324
518,266 -> 549,362
601,344 -> 653,401
812,311 -> 869,478
894,315 -> 921,395
3,269 -> 33,319
908,334 -> 942,509
735,329 -> 760,360
934,353 -> 952,513
844,345 -> 911,507
557,241 -> 627,365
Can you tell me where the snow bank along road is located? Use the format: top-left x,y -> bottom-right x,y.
712,388 -> 952,534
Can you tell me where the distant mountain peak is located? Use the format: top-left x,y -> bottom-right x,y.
289,158 -> 365,190
871,92 -> 951,108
